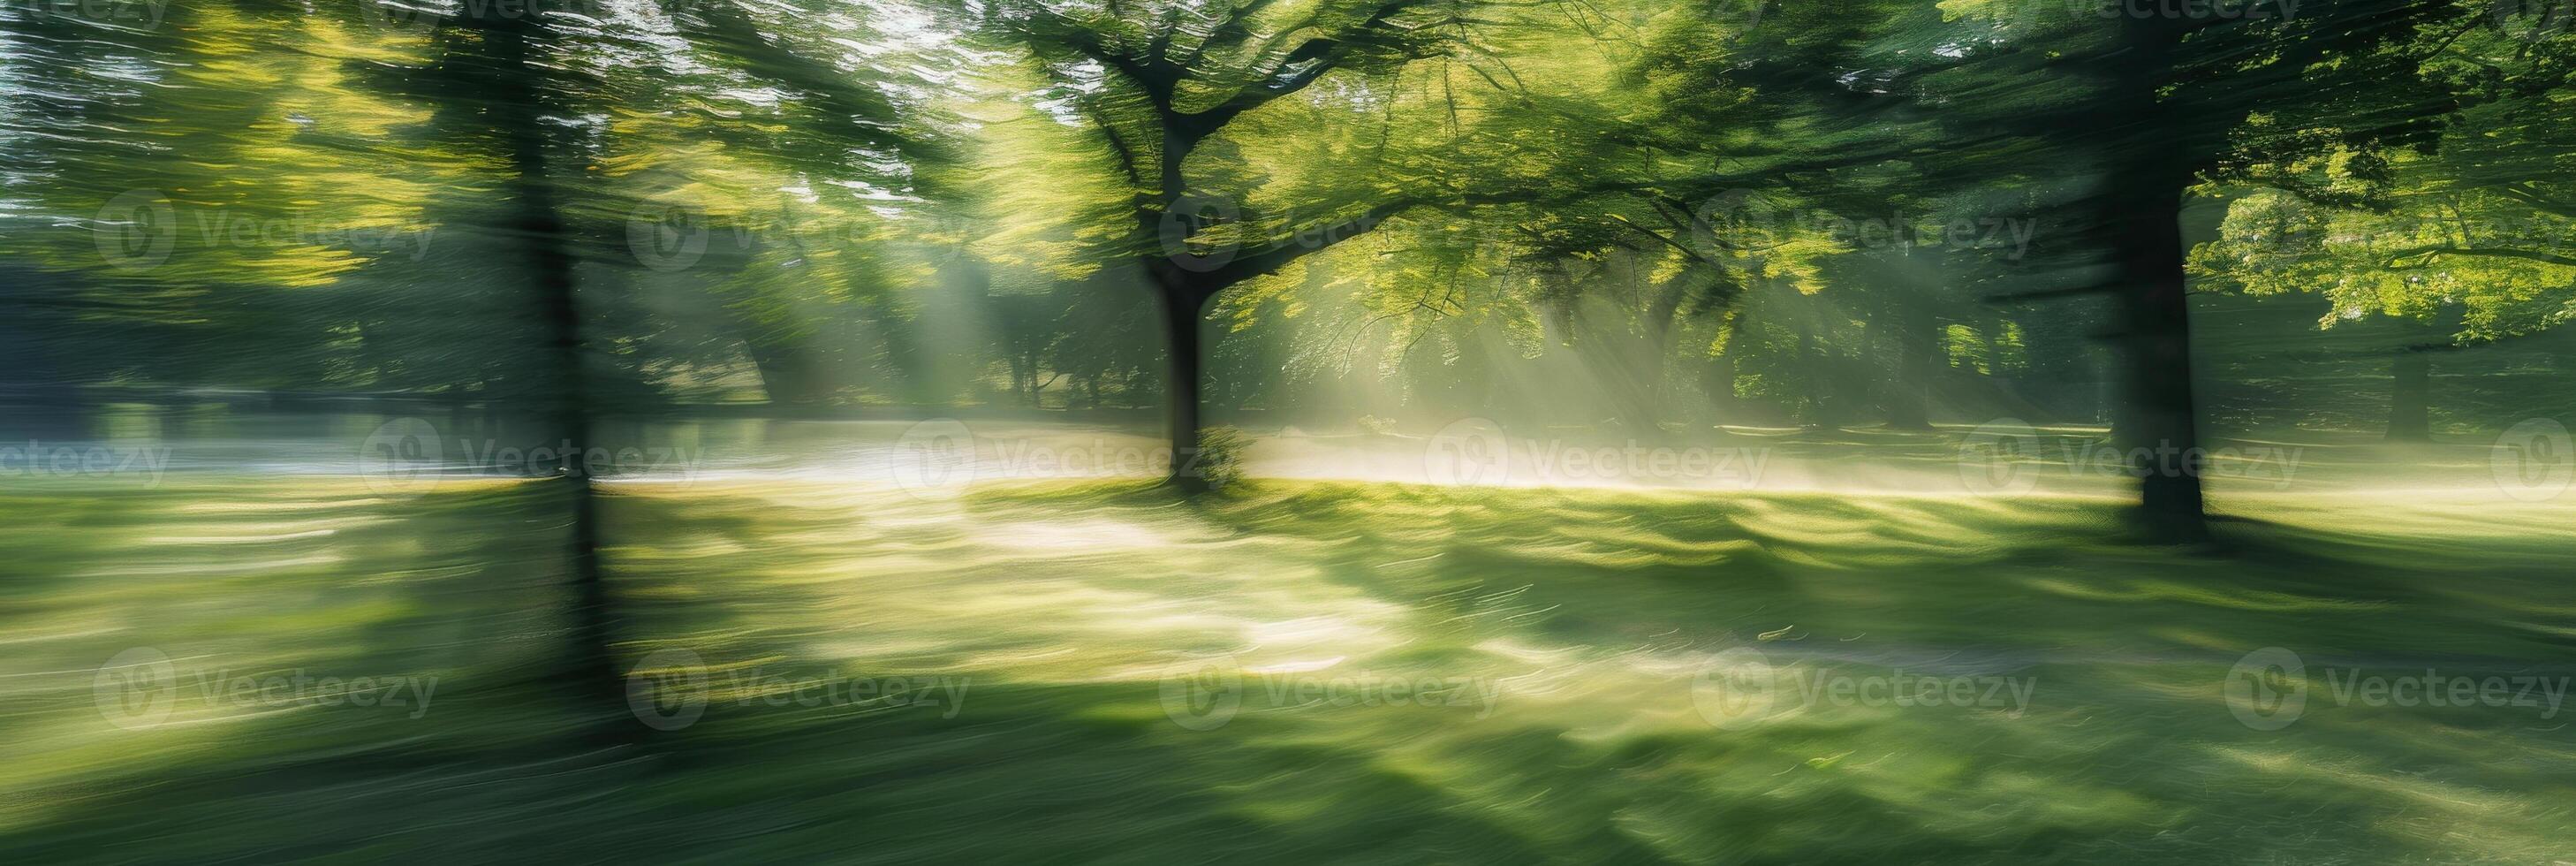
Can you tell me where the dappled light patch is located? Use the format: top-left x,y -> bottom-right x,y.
4,476 -> 2572,861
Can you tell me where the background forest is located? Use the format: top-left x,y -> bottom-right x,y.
8,1 -> 2571,462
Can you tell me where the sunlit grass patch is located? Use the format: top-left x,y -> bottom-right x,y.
3,476 -> 2572,862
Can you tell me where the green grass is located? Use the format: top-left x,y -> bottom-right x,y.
3,475 -> 2572,863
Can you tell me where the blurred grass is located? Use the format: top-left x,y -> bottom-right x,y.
3,475 -> 2572,862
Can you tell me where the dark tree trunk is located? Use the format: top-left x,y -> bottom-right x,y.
466,9 -> 622,725
1159,287 -> 1208,493
2386,352 -> 2432,442
2102,14 -> 2209,543
744,341 -> 831,406
1706,352 -> 1737,430
1878,250 -> 1934,432
1798,328 -> 1837,431
1705,305 -> 1753,433
1884,300 -> 1935,431
2110,181 -> 2208,542
0,294 -> 94,440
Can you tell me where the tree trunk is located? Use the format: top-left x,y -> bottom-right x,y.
2103,14 -> 2209,543
1160,288 -> 1208,493
2385,352 -> 2431,442
2110,181 -> 2208,542
1799,328 -> 1837,431
743,341 -> 830,406
469,9 -> 622,725
1884,300 -> 1935,431
1706,352 -> 1737,431
1878,249 -> 1933,432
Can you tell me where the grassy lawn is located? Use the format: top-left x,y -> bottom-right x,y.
3,474 -> 2572,863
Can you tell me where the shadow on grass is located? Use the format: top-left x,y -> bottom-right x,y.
4,477 -> 2572,862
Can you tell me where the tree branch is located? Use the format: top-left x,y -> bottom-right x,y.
2384,245 -> 2576,269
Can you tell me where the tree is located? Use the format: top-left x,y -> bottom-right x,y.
1887,0 -> 2461,540
2191,14 -> 2576,441
969,0 -> 1845,486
